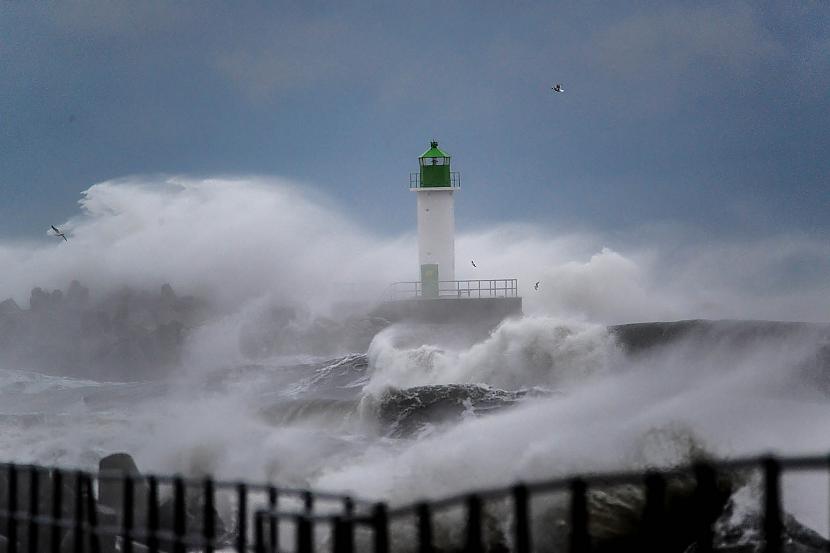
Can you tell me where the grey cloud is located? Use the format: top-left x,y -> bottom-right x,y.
587,4 -> 785,113
213,20 -> 376,103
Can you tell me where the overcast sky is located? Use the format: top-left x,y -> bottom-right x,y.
1,2 -> 828,240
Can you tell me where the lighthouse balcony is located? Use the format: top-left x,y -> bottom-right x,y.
387,278 -> 517,301
409,172 -> 461,190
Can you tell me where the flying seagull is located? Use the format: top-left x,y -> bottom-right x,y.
51,225 -> 67,242
551,84 -> 564,93
534,281 -> 540,290
471,260 -> 477,268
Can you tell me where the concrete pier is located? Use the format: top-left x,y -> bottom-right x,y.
372,296 -> 522,324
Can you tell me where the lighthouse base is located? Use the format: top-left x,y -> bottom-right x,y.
372,296 -> 522,326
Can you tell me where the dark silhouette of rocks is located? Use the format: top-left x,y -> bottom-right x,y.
99,453 -> 149,529
610,319 -> 830,355
238,304 -> 389,359
0,282 -> 210,380
0,299 -> 21,315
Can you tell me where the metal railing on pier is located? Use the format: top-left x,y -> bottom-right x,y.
1,453 -> 827,553
388,279 -> 518,300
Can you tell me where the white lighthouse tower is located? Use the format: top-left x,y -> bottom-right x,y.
410,140 -> 460,298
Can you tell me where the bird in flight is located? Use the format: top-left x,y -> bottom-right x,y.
551,84 -> 564,93
51,225 -> 68,242
471,260 -> 477,268
534,281 -> 540,290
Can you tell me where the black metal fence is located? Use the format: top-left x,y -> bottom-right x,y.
1,454 -> 827,553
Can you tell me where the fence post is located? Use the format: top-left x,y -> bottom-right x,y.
372,503 -> 388,553
267,487 -> 278,553
123,476 -> 133,553
692,463 -> 716,553
303,490 -> 314,515
569,478 -> 589,553
642,472 -> 667,553
296,515 -> 312,553
28,466 -> 39,553
173,478 -> 185,553
73,471 -> 83,553
236,484 -> 247,553
254,512 -> 265,553
83,474 -> 101,553
333,516 -> 354,553
147,476 -> 159,553
512,485 -> 530,553
8,465 -> 17,553
416,503 -> 433,553
204,478 -> 215,553
465,495 -> 482,553
50,470 -> 62,553
762,457 -> 782,553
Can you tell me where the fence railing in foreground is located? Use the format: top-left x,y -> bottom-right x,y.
0,454 -> 827,553
388,279 -> 519,300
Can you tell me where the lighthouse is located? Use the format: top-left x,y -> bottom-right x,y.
410,140 -> 461,298
374,140 -> 521,323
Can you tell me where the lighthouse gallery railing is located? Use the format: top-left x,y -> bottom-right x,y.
387,279 -> 518,300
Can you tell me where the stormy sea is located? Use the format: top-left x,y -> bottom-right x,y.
2,177 -> 830,552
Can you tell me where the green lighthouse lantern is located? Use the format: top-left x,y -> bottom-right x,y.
418,141 -> 457,188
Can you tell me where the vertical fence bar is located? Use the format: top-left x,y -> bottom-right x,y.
333,516 -> 354,553
123,475 -> 134,553
8,465 -> 18,553
50,470 -> 62,553
296,515 -> 312,553
204,479 -> 215,553
373,504 -> 388,553
254,512 -> 265,553
267,487 -> 277,553
236,484 -> 247,553
642,472 -> 667,553
73,471 -> 83,553
569,478 -> 589,553
83,474 -> 101,553
331,517 -> 341,553
173,478 -> 185,553
512,485 -> 530,553
465,495 -> 482,553
416,503 -> 432,553
147,476 -> 159,553
762,458 -> 782,553
28,466 -> 39,553
340,498 -> 354,553
693,463 -> 716,553
303,491 -> 313,515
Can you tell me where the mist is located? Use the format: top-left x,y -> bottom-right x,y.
1,175 -> 828,324
1,175 -> 830,544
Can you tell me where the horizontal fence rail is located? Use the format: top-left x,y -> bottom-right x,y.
388,279 -> 518,300
1,454 -> 828,553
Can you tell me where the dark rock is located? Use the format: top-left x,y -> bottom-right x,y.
160,283 -> 177,304
29,287 -> 51,311
0,299 -> 21,315
99,453 -> 149,528
66,281 -> 90,306
610,320 -> 830,355
378,384 -> 549,437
